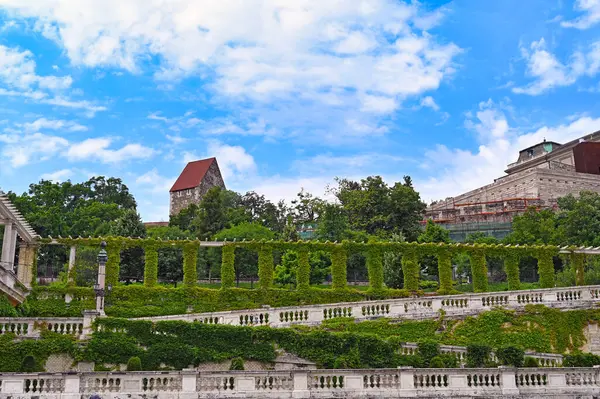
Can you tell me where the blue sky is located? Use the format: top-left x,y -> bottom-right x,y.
0,0 -> 599,222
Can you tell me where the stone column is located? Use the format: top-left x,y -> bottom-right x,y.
8,226 -> 17,270
398,367 -> 416,396
68,245 -> 76,282
16,244 -> 34,288
1,222 -> 15,269
62,373 -> 81,399
292,371 -> 310,399
499,367 -> 519,395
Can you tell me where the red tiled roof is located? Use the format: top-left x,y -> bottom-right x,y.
170,157 -> 216,192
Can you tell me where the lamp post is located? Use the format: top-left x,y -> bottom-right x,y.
95,241 -> 108,315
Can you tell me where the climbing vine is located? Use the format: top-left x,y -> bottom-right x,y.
437,248 -> 453,294
105,243 -> 122,288
366,246 -> 384,291
296,247 -> 310,290
31,246 -> 38,288
258,246 -> 274,290
331,246 -> 347,290
504,251 -> 521,291
182,243 -> 198,287
401,247 -> 419,292
143,242 -> 159,287
469,248 -> 488,293
221,245 -> 235,289
571,251 -> 585,286
536,247 -> 558,288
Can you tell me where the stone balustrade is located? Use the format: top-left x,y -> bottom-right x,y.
0,317 -> 85,339
0,368 -> 598,398
399,343 -> 564,367
136,285 -> 600,328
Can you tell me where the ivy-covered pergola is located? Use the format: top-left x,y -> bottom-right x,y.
39,235 -> 598,294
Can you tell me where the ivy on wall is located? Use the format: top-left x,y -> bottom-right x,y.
221,245 -> 235,289
571,252 -> 585,286
105,243 -> 122,288
143,245 -> 159,287
469,249 -> 488,293
182,243 -> 198,287
296,247 -> 310,290
437,248 -> 453,294
536,247 -> 558,289
258,246 -> 274,290
401,247 -> 419,292
366,246 -> 384,292
331,246 -> 347,290
504,252 -> 521,291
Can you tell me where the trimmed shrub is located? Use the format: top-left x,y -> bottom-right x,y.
143,248 -> 158,287
523,357 -> 539,368
469,250 -> 488,293
439,353 -> 459,368
182,244 -> 198,287
366,248 -> 384,291
331,247 -> 347,290
296,248 -> 310,290
127,356 -> 142,371
418,340 -> 440,366
437,250 -> 453,294
504,253 -> 520,291
466,344 -> 491,368
496,346 -> 524,367
401,249 -> 419,292
229,357 -> 245,371
429,356 -> 445,368
536,249 -> 556,289
21,355 -> 37,372
563,353 -> 600,367
258,247 -> 274,290
221,246 -> 235,289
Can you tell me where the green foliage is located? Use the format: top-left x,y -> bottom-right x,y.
143,247 -> 159,287
366,246 -> 384,291
504,252 -> 521,290
496,346 -> 524,367
418,220 -> 450,244
331,247 -> 347,290
105,243 -> 122,288
296,248 -> 310,290
563,353 -> 600,367
437,249 -> 453,294
571,252 -> 585,286
127,356 -> 142,371
258,246 -> 274,290
21,355 -> 38,372
315,203 -> 348,241
417,340 -> 440,366
536,248 -> 557,288
401,248 -> 419,292
229,357 -> 245,370
466,344 -> 491,367
523,357 -> 539,367
505,208 -> 558,245
220,246 -> 235,288
274,250 -> 298,288
469,250 -> 488,293
429,356 -> 445,368
182,243 -> 198,286
0,295 -> 18,317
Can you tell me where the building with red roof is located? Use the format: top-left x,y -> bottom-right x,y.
169,157 -> 226,215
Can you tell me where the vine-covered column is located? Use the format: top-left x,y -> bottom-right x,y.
221,245 -> 235,289
105,242 -> 122,287
31,246 -> 38,287
437,248 -> 453,294
536,247 -> 556,288
469,249 -> 488,293
331,246 -> 347,290
366,247 -> 384,291
258,246 -> 274,290
143,243 -> 159,287
296,247 -> 310,290
504,252 -> 521,291
182,243 -> 198,287
401,247 -> 419,292
571,252 -> 585,286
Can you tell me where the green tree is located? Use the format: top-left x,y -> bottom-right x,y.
147,226 -> 195,284
291,189 -> 324,223
505,207 -> 558,245
315,203 -> 348,241
556,191 -> 600,246
109,209 -> 147,283
274,251 -> 298,288
383,233 -> 405,289
418,220 -> 451,279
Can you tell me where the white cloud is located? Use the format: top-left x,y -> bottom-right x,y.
513,38 -> 600,95
40,168 -> 73,181
22,117 -> 87,132
420,96 -> 440,111
415,99 -> 600,204
136,168 -> 176,193
66,137 -> 156,163
205,140 -> 257,182
0,132 -> 69,167
561,0 -> 600,29
0,1 -> 459,140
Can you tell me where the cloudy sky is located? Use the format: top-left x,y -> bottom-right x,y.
0,0 -> 599,221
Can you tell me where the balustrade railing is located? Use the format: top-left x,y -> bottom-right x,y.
0,317 -> 84,339
0,368 -> 598,398
136,285 -> 600,329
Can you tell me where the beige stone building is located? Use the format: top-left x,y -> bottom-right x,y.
426,130 -> 600,241
169,157 -> 226,216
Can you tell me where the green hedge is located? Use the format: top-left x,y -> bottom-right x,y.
258,247 -> 274,290
469,250 -> 488,293
143,247 -> 158,287
366,247 -> 384,291
331,247 -> 347,290
504,252 -> 521,291
571,253 -> 585,286
0,332 -> 78,372
296,248 -> 310,290
401,248 -> 419,291
536,249 -> 556,288
221,246 -> 235,288
182,244 -> 198,286
437,249 -> 453,294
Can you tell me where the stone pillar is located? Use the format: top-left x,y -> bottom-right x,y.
8,226 -> 17,270
82,309 -> 100,339
499,367 -> 519,395
62,374 -> 81,399
398,367 -> 416,396
96,242 -> 107,315
16,244 -> 36,288
1,222 -> 15,269
292,371 -> 310,399
68,245 -> 76,282
181,370 -> 198,399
